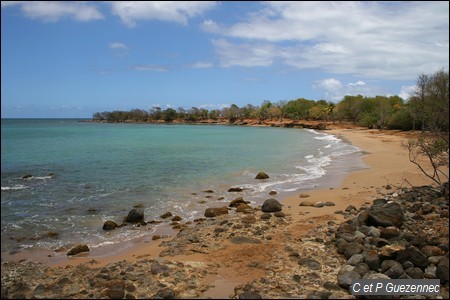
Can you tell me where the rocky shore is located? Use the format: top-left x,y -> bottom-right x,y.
2,182 -> 448,299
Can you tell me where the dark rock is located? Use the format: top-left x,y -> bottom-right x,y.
298,258 -> 321,270
344,242 -> 365,259
337,265 -> 361,289
231,236 -> 261,244
274,211 -> 285,218
239,291 -> 262,299
67,244 -> 90,256
102,220 -> 118,230
324,201 -> 336,206
380,226 -> 401,239
436,257 -> 449,284
236,203 -> 252,213
107,279 -> 125,299
204,189 -> 214,193
367,202 -> 404,227
353,263 -> 370,277
160,212 -> 172,219
260,213 -> 271,220
228,187 -> 243,192
153,288 -> 176,299
382,260 -> 404,279
421,245 -> 443,257
21,174 -> 32,179
151,261 -> 171,275
125,208 -> 144,223
396,246 -> 429,269
255,172 -> 269,180
171,215 -> 182,222
364,250 -> 381,271
204,206 -> 228,217
261,199 -> 282,212
229,197 -> 247,207
269,190 -> 277,195
405,267 -> 424,279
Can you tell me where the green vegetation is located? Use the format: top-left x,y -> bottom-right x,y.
92,70 -> 448,134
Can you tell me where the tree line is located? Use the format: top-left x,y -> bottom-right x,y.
93,69 -> 448,132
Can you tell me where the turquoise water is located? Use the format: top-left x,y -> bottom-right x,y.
1,119 -> 365,255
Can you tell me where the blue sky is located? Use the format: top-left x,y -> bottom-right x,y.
1,1 -> 449,118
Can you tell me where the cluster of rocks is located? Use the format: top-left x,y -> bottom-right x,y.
335,184 -> 449,297
1,258 -> 212,299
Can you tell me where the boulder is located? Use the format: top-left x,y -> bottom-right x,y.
125,208 -> 144,223
229,197 -> 247,207
160,212 -> 172,219
261,198 -> 282,212
67,244 -> 90,256
204,206 -> 228,218
228,187 -> 243,192
255,172 -> 269,179
366,202 -> 404,227
102,220 -> 118,230
436,257 -> 449,284
396,246 -> 429,269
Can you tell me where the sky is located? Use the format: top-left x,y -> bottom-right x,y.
1,1 -> 449,118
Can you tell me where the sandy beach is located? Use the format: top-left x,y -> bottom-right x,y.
2,125 -> 448,299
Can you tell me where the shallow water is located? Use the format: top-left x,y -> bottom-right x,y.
1,119 -> 366,255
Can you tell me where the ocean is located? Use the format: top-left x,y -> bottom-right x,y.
1,118 -> 366,257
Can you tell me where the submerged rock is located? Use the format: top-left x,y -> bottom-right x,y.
102,220 -> 118,230
67,244 -> 90,256
125,208 -> 144,223
255,172 -> 269,180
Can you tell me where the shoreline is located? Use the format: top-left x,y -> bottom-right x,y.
2,125 -> 448,298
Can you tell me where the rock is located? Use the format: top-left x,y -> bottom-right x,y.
379,244 -> 405,259
67,244 -> 90,256
239,291 -> 262,299
298,258 -> 321,270
366,202 -> 404,227
347,254 -> 364,266
344,242 -> 364,259
102,220 -> 118,230
241,215 -> 257,224
380,226 -> 401,239
171,215 -> 182,222
107,279 -> 125,299
151,261 -> 171,275
261,199 -> 282,212
228,187 -> 243,192
125,208 -> 144,223
436,257 -> 449,284
274,211 -> 285,218
153,287 -> 176,299
313,201 -> 324,208
203,189 -> 214,193
299,194 -> 310,198
204,206 -> 228,218
260,213 -> 271,220
406,267 -> 424,279
364,250 -> 381,271
230,197 -> 247,207
231,236 -> 261,244
236,203 -> 252,213
299,201 -> 315,206
337,265 -> 361,289
324,201 -> 335,206
421,245 -> 443,257
269,190 -> 277,195
396,246 -> 429,269
160,212 -> 172,219
381,261 -> 404,279
255,172 -> 269,180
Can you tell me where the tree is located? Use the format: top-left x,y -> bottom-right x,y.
405,69 -> 449,186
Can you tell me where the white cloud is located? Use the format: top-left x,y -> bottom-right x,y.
109,42 -> 128,50
212,39 -> 278,67
2,1 -> 104,22
206,2 -> 449,80
132,65 -> 169,72
110,1 -> 217,27
399,85 -> 417,101
189,62 -> 213,69
315,78 -> 389,101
